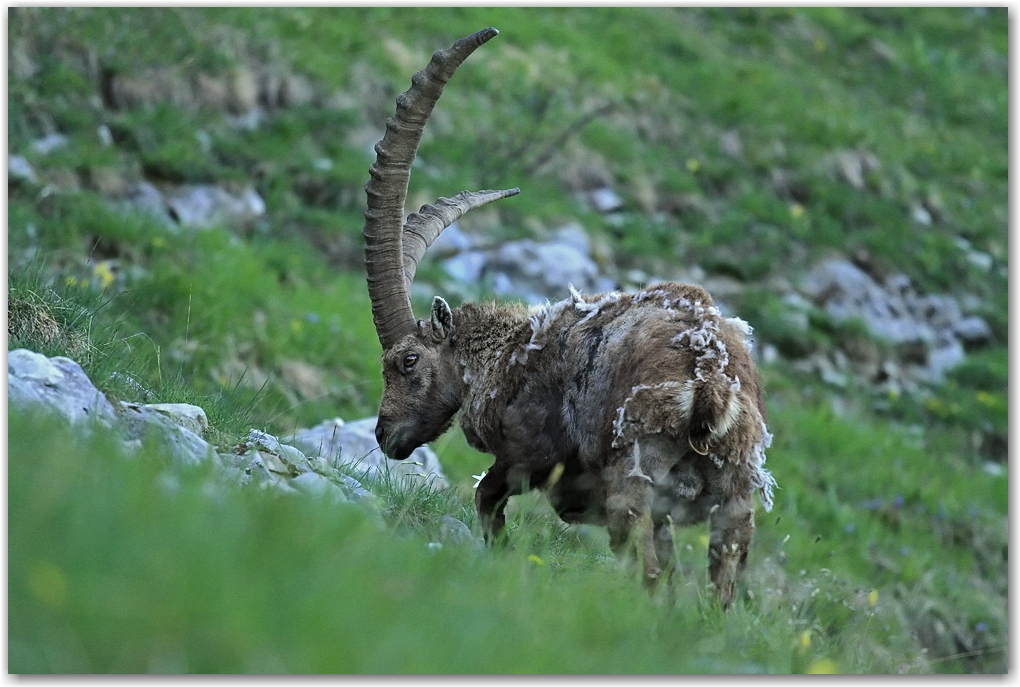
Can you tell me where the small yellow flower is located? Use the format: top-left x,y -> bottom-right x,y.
151,236 -> 167,249
527,554 -> 545,566
64,275 -> 78,287
924,397 -> 949,418
790,203 -> 805,219
93,262 -> 115,289
868,589 -> 879,607
28,560 -> 67,608
699,534 -> 710,548
800,630 -> 812,648
976,391 -> 1000,410
289,319 -> 303,334
806,658 -> 839,674
686,158 -> 701,173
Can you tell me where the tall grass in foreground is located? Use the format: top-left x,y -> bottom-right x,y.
12,407 -> 960,674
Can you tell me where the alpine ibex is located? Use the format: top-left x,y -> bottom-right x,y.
364,28 -> 776,606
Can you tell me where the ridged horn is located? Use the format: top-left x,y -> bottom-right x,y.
363,27 -> 517,350
401,187 -> 520,292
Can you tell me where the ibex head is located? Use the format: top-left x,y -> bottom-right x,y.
363,28 -> 518,459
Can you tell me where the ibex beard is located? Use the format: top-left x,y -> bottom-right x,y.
363,28 -> 777,608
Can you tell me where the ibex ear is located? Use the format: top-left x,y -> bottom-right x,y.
430,296 -> 454,342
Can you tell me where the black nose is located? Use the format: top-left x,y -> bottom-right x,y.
375,423 -> 385,446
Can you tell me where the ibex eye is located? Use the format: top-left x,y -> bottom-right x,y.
403,353 -> 419,370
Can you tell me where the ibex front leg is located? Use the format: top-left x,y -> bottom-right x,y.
474,463 -> 516,543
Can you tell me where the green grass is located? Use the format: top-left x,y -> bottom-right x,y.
14,406 -> 999,674
8,7 -> 1007,673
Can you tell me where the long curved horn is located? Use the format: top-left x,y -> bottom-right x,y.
363,27 -> 517,350
401,187 -> 519,292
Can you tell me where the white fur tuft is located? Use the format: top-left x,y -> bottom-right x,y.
710,390 -> 743,439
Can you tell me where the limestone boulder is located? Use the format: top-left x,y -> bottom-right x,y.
8,349 -> 116,428
287,417 -> 450,491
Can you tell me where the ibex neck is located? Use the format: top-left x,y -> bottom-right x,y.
453,301 -> 531,386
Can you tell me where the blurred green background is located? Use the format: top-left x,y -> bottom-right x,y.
8,8 -> 1007,673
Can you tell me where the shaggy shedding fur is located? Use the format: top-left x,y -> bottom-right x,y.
375,283 -> 776,607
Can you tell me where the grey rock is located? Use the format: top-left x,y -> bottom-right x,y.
720,129 -> 744,159
124,182 -> 174,226
288,417 -> 449,490
8,155 -> 38,184
830,149 -> 879,191
211,455 -> 253,488
8,350 -> 393,516
265,479 -> 300,495
429,222 -> 475,257
588,187 -> 624,214
800,259 -> 991,384
816,354 -> 849,388
439,222 -> 616,304
155,471 -> 181,496
31,133 -> 69,155
967,251 -> 994,272
225,109 -> 263,132
121,438 -> 144,456
118,401 -> 214,466
97,124 -> 114,147
490,236 -> 602,304
926,337 -> 966,382
552,224 -> 593,255
778,292 -> 811,333
442,251 -> 487,283
910,203 -> 933,226
954,316 -> 993,344
911,293 -> 960,331
802,260 -> 935,344
338,474 -> 374,502
245,428 -> 323,475
10,349 -> 64,385
438,515 -> 482,549
289,472 -> 349,505
280,73 -> 315,108
982,461 -> 1004,477
200,479 -> 230,503
491,271 -> 542,305
165,184 -> 266,230
8,349 -> 116,427
219,448 -> 275,487
142,403 -> 208,436
284,417 -> 346,459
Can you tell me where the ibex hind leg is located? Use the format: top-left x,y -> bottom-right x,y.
708,493 -> 755,608
605,438 -> 678,589
653,519 -> 678,584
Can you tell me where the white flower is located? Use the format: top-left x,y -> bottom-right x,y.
472,471 -> 487,489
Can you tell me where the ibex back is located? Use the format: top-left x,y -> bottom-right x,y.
362,28 -> 776,607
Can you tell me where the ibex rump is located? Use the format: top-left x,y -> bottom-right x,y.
363,28 -> 776,606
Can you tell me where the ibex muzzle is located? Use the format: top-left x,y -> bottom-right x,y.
362,28 -> 776,608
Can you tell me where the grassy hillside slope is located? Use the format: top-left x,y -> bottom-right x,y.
8,8 -> 1007,673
